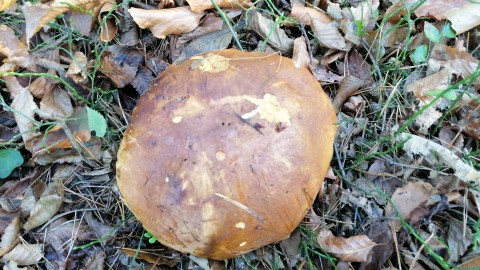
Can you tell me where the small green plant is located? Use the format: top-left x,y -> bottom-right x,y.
143,230 -> 158,244
0,148 -> 24,178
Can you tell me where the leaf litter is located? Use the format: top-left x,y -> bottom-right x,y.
1,0 -> 480,269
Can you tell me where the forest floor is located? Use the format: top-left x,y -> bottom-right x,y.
1,0 -> 480,269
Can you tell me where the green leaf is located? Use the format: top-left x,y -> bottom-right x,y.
441,22 -> 456,38
411,44 -> 428,64
0,149 -> 24,179
87,107 -> 107,137
424,22 -> 441,43
428,89 -> 458,100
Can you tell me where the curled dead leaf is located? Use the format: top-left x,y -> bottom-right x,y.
0,210 -> 20,256
128,7 -> 203,39
317,229 -> 377,262
247,12 -> 294,52
311,20 -> 349,51
98,0 -> 118,42
186,0 -> 252,12
0,25 -> 36,70
3,76 -> 40,147
385,181 -> 439,230
292,37 -> 310,69
289,4 -> 332,25
2,243 -> 43,265
23,180 -> 64,231
66,51 -> 91,84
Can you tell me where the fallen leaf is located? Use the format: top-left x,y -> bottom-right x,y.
23,179 -> 64,231
45,218 -> 93,262
332,74 -> 365,112
359,221 -> 394,270
176,28 -> 233,62
350,0 -> 379,31
22,2 -> 50,42
128,7 -> 204,39
386,181 -> 439,230
33,0 -> 105,36
3,76 -> 40,146
32,137 -> 102,165
120,248 -> 181,266
186,0 -> 252,12
445,3 -> 480,34
99,46 -> 144,88
403,0 -> 470,20
458,255 -> 480,268
2,243 -> 43,265
0,210 -> 20,256
0,25 -> 36,70
0,0 -> 15,11
85,212 -> 115,244
69,11 -> 95,36
66,51 -> 90,84
406,69 -> 450,134
292,37 -> 310,69
247,12 -> 294,52
97,0 -> 117,41
39,88 -> 74,119
83,250 -> 106,270
310,65 -> 343,83
311,19 -> 349,51
317,229 -> 377,262
459,99 -> 480,140
29,107 -> 91,155
2,261 -> 28,270
430,44 -> 480,86
447,218 -> 472,262
279,229 -> 301,267
28,75 -> 56,99
397,133 -> 480,183
289,4 -> 332,25
130,67 -> 154,95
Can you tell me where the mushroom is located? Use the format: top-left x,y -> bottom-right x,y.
116,49 -> 337,260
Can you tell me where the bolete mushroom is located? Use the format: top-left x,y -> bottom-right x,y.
116,49 -> 337,260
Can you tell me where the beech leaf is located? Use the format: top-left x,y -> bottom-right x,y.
128,7 -> 204,39
317,229 -> 377,262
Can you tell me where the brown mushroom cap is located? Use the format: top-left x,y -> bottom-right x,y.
116,49 -> 337,260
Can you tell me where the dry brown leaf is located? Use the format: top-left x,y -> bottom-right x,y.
430,44 -> 480,85
311,20 -> 349,51
445,4 -> 480,34
0,0 -> 15,12
0,210 -> 20,256
459,99 -> 480,140
84,212 -> 115,244
69,11 -> 95,36
32,137 -> 102,165
22,2 -> 49,42
23,180 -> 64,231
45,218 -> 93,262
279,229 -> 301,267
99,48 -> 142,88
98,0 -> 117,42
2,243 -> 43,265
83,250 -> 106,270
406,69 -> 450,134
247,12 -> 294,52
317,229 -> 377,262
292,37 -> 310,69
289,4 -> 332,25
310,65 -> 343,83
39,88 -> 74,119
386,181 -> 440,230
3,76 -> 40,146
66,51 -> 90,84
128,7 -> 204,39
397,133 -> 480,183
33,0 -> 104,36
120,248 -> 181,266
186,0 -> 252,12
0,25 -> 36,70
332,74 -> 365,112
29,107 -> 91,155
447,218 -> 472,262
403,0 -> 470,20
458,255 -> 480,268
28,76 -> 56,99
